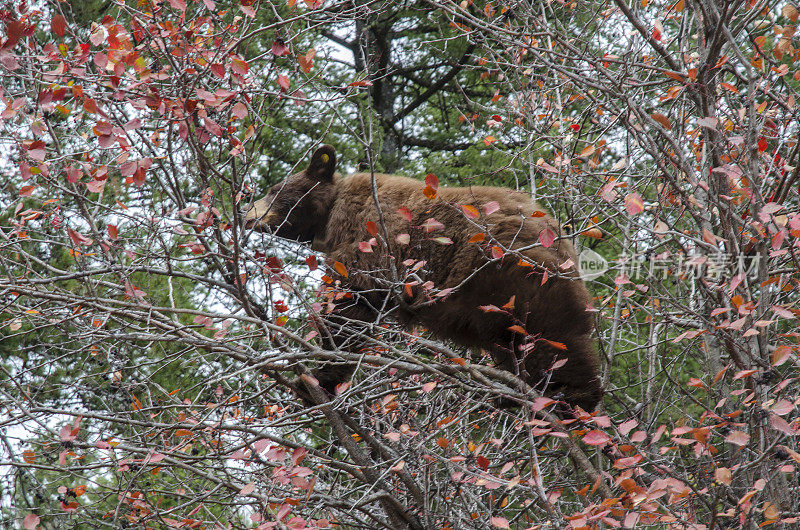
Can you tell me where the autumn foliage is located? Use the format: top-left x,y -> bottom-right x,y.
2,0 -> 800,529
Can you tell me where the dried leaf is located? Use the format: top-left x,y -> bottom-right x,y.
651,112 -> 671,130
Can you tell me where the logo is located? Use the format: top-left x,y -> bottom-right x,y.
579,248 -> 608,280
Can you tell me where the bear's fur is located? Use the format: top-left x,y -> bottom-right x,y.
245,145 -> 602,411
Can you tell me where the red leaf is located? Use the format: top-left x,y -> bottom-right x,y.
67,228 -> 93,247
19,185 -> 36,197
51,15 -> 66,37
491,246 -> 504,259
108,225 -> 118,240
83,98 -> 101,115
204,117 -> 224,137
59,424 -> 75,441
271,39 -> 289,56
231,58 -> 249,76
758,137 -> 768,152
425,173 -> 438,190
306,255 -> 318,271
210,63 -> 225,78
358,241 -> 373,253
543,339 -> 567,350
1,20 -> 26,51
365,221 -> 378,236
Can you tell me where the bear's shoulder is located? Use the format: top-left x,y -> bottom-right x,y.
336,172 -> 421,192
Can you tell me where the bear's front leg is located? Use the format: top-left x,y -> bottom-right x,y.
304,295 -> 381,399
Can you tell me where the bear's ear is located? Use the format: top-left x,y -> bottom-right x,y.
306,145 -> 337,182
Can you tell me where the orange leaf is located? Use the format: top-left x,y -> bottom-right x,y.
469,233 -> 485,243
651,112 -> 671,130
580,228 -> 603,239
461,204 -> 479,219
772,345 -> 792,366
333,261 -> 349,278
664,71 -> 685,81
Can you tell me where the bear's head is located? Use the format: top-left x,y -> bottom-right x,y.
245,145 -> 338,243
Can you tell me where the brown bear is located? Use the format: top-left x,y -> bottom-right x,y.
245,145 -> 602,411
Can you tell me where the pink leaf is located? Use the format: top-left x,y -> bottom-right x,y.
770,414 -> 794,436
397,206 -> 413,222
483,201 -> 500,215
625,192 -> 644,215
725,431 -> 749,446
23,514 -> 40,530
421,218 -> 444,233
538,228 -> 555,248
490,516 -> 509,529
277,74 -> 290,92
582,430 -> 611,446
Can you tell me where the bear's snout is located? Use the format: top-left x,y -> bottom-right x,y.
243,198 -> 277,231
